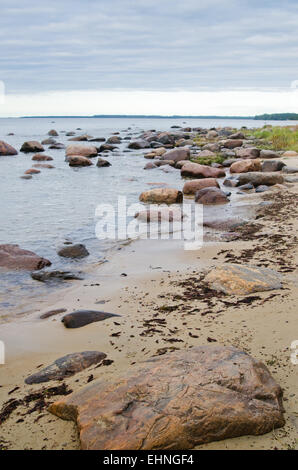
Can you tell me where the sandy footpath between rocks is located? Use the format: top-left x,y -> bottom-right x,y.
0,182 -> 297,450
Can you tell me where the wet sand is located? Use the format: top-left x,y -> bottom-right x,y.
0,162 -> 297,450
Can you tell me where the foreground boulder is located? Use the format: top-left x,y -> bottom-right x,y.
183,178 -> 219,195
25,351 -> 106,384
0,140 -> 18,156
20,141 -> 44,153
195,187 -> 229,205
57,244 -> 89,258
139,188 -> 183,204
67,156 -> 93,167
49,345 -> 285,450
237,172 -> 284,187
205,264 -> 282,295
230,159 -> 261,173
0,244 -> 51,270
62,310 -> 120,329
181,162 -> 225,179
162,148 -> 190,162
66,144 -> 97,158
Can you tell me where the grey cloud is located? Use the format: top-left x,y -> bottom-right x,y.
0,0 -> 298,93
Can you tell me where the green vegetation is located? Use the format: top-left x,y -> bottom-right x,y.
255,113 -> 298,121
243,126 -> 298,151
191,154 -> 226,166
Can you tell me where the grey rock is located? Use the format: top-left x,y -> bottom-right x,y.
62,310 -> 120,329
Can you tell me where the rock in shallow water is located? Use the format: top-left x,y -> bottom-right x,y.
31,270 -> 83,282
49,345 -> 285,450
57,244 -> 89,258
25,351 -> 106,384
205,264 -> 282,295
0,244 -> 51,271
0,140 -> 18,156
62,310 -> 120,328
20,141 -> 44,153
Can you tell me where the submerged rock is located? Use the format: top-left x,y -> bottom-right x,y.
205,264 -> 282,295
96,158 -> 111,167
32,154 -> 53,161
0,244 -> 51,271
49,345 -> 285,450
25,351 -> 106,384
31,270 -> 83,282
48,129 -> 59,136
62,310 -> 120,329
57,244 -> 89,258
0,140 -> 18,156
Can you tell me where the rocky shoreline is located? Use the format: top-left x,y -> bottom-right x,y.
0,124 -> 297,450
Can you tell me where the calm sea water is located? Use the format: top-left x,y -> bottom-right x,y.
0,117 -> 296,316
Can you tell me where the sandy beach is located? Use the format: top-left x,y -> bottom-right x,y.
0,155 -> 297,450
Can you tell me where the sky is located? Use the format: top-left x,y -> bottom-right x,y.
0,0 -> 298,116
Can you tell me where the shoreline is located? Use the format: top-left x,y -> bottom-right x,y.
0,180 -> 297,449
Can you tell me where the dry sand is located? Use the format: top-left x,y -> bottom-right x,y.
0,166 -> 297,450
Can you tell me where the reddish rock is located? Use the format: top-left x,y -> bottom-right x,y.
32,154 -> 53,161
32,164 -> 54,169
67,156 -> 93,167
139,188 -> 183,204
230,159 -> 261,173
195,187 -> 229,205
0,244 -> 51,270
236,148 -> 260,159
49,345 -> 285,450
66,144 -> 98,158
24,168 -> 41,175
183,178 -> 219,195
0,140 -> 18,156
181,162 -> 225,179
20,141 -> 44,153
162,148 -> 190,162
221,139 -> 243,149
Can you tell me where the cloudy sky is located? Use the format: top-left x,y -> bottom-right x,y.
0,0 -> 298,116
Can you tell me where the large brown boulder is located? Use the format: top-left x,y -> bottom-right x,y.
230,159 -> 261,173
25,351 -> 106,384
205,264 -> 282,295
195,187 -> 229,205
67,156 -> 93,167
183,178 -> 219,195
162,148 -> 190,162
237,172 -> 284,187
49,345 -> 285,450
0,140 -> 18,156
139,188 -> 183,204
66,144 -> 98,158
0,244 -> 51,270
20,141 -> 45,153
181,162 -> 225,179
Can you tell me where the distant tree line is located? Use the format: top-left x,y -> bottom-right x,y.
254,113 -> 298,121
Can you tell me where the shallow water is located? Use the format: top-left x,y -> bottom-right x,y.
0,117 -> 295,316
